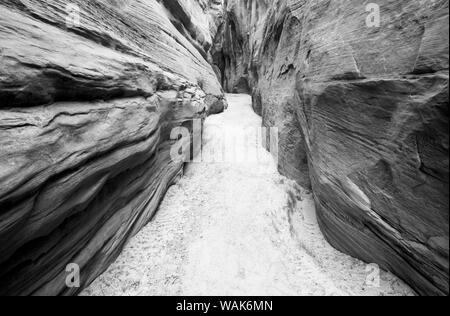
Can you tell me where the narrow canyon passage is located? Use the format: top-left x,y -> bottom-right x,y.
82,95 -> 414,296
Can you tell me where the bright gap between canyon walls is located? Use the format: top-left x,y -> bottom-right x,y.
82,94 -> 414,296
0,0 -> 448,296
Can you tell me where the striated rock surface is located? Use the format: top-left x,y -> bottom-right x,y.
1,0 -> 448,297
0,0 -> 226,295
214,0 -> 449,295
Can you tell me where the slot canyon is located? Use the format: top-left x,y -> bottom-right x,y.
0,0 -> 448,296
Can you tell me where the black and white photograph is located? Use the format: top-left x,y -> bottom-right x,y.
0,0 -> 448,300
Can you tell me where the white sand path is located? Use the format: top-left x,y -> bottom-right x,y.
82,94 -> 414,296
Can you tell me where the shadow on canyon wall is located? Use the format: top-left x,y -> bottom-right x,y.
0,0 -> 448,296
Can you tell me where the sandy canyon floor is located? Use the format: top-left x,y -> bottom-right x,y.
82,94 -> 414,296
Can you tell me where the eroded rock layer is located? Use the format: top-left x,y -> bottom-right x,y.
1,0 -> 448,297
213,0 -> 449,296
0,0 -> 225,295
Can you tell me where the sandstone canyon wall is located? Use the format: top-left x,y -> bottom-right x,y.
0,0 -> 226,295
213,0 -> 449,296
1,0 -> 448,297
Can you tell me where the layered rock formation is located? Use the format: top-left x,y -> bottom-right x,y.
0,0 -> 225,295
1,0 -> 448,297
213,0 -> 449,296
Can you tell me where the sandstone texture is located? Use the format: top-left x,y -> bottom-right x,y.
213,0 -> 449,296
1,0 -> 448,297
0,0 -> 225,295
